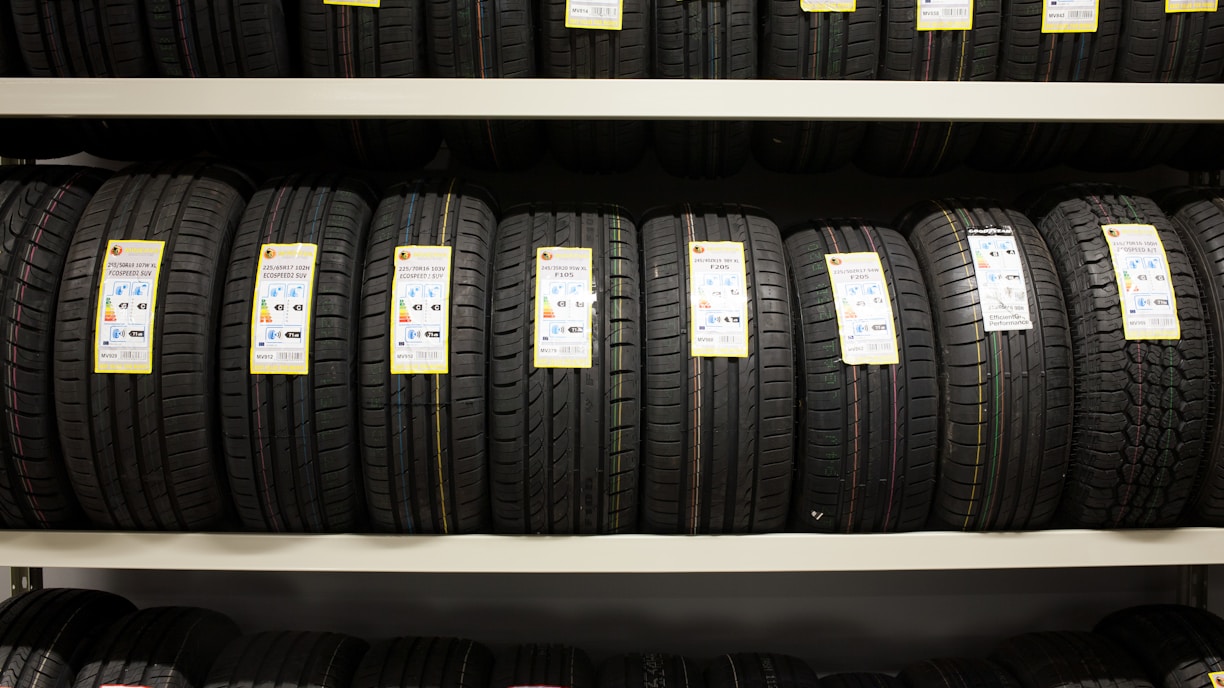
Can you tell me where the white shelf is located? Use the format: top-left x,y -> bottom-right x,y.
1,529 -> 1220,573
0,78 -> 1222,121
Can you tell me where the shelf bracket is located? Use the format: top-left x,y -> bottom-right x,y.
9,567 -> 42,597
1178,564 -> 1209,609
0,157 -> 33,166
1190,171 -> 1223,186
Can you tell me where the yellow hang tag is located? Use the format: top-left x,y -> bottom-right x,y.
917,0 -> 973,30
802,0 -> 856,11
324,0 -> 380,7
565,0 -> 624,29
1167,0 -> 1217,11
1102,224 -> 1180,340
1042,0 -> 1099,31
1207,672 -> 1224,688
826,252 -> 900,365
688,241 -> 749,358
533,247 -> 594,368
93,240 -> 165,374
390,245 -> 452,375
249,243 -> 318,375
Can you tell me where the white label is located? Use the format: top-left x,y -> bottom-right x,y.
250,243 -> 318,375
1167,0 -> 1217,11
826,252 -> 900,365
689,242 -> 749,358
391,246 -> 451,375
565,0 -> 623,29
534,247 -> 594,369
802,0 -> 856,11
1103,224 -> 1180,340
967,226 -> 1033,332
917,0 -> 973,30
94,240 -> 164,374
1043,0 -> 1098,31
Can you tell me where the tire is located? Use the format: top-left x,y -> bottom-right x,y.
969,0 -> 1121,172
0,166 -> 107,529
855,0 -> 1001,177
898,199 -> 1073,531
705,654 -> 818,688
489,204 -> 641,533
825,674 -> 905,688
539,0 -> 650,173
901,659 -> 1022,688
145,0 -> 294,77
991,632 -> 1155,688
599,654 -> 704,688
1025,184 -> 1210,528
785,220 -> 938,533
359,179 -> 496,534
425,0 -> 543,171
0,0 -> 23,75
10,0 -> 152,76
640,204 -> 794,534
205,632 -> 370,688
0,588 -> 135,688
652,0 -> 756,178
753,0 -> 880,173
1159,188 -> 1224,524
1096,605 -> 1224,688
72,607 -> 241,688
300,0 -> 443,170
1070,0 -> 1224,171
491,645 -> 596,688
220,173 -> 374,533
353,637 -> 494,688
53,160 -> 254,531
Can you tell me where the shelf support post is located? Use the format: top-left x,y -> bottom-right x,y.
1178,564 -> 1208,609
9,567 -> 42,597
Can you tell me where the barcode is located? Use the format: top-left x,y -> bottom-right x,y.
717,335 -> 741,345
548,345 -> 588,355
588,6 -> 616,15
107,350 -> 147,361
1063,9 -> 1094,17
405,351 -> 443,360
1141,317 -> 1177,328
853,343 -> 894,353
274,352 -> 304,362
933,8 -> 970,15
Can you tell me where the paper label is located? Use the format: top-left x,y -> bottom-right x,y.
689,242 -> 749,358
1167,0 -> 1217,11
802,0 -> 856,11
1208,672 -> 1224,688
917,0 -> 973,30
966,226 -> 1033,332
323,0 -> 380,7
250,243 -> 318,375
565,0 -> 623,29
94,240 -> 164,374
533,247 -> 594,369
390,246 -> 451,375
1043,0 -> 1099,31
1103,224 -> 1180,340
826,252 -> 900,365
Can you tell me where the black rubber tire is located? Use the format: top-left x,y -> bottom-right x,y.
10,0 -> 152,76
898,199 -> 1073,531
992,632 -> 1155,688
640,204 -> 794,534
1070,0 -> 1224,172
359,179 -> 496,534
901,659 -> 1022,688
705,654 -> 818,688
539,0 -> 650,173
1159,188 -> 1224,525
425,0 -> 543,171
0,588 -> 135,688
353,637 -> 494,688
489,204 -> 641,534
300,0 -> 442,170
825,675 -> 904,688
599,654 -> 704,688
651,0 -> 756,178
72,607 -> 241,688
855,0 -> 1001,177
491,645 -> 597,688
0,166 -> 107,529
53,160 -> 253,531
969,0 -> 1121,172
785,220 -> 938,533
1096,605 -> 1224,688
145,0 -> 294,77
205,631 -> 370,688
753,0 -> 880,174
1025,184 -> 1210,528
0,0 -> 23,75
219,173 -> 373,533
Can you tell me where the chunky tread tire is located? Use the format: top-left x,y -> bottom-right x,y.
901,659 -> 1022,688
0,166 -> 107,529
72,607 -> 241,688
899,199 -> 1073,531
491,645 -> 596,688
489,204 -> 641,533
353,637 -> 494,688
1096,605 -> 1224,688
599,654 -> 704,688
360,179 -> 495,534
785,220 -> 938,533
54,160 -> 253,531
0,588 -> 135,688
705,654 -> 818,688
205,631 -> 369,688
10,0 -> 152,77
640,204 -> 794,534
220,173 -> 373,533
992,632 -> 1155,688
652,0 -> 755,178
1026,184 -> 1210,528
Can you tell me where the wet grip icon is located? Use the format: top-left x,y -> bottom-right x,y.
110,245 -> 123,256
398,249 -> 411,261
263,247 -> 277,260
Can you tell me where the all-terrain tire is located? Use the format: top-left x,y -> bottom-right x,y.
72,607 -> 241,688
353,637 -> 494,688
0,588 -> 135,688
205,631 -> 370,688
